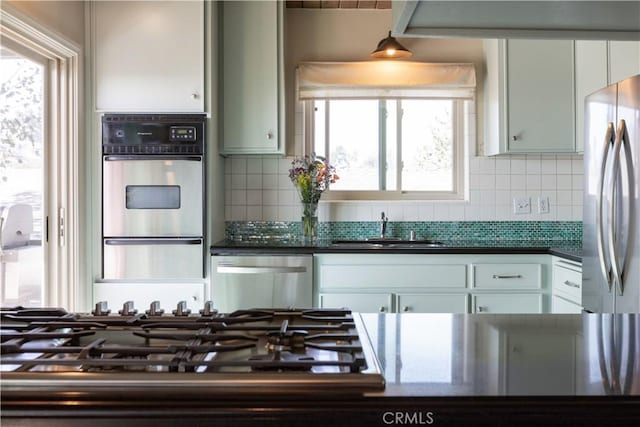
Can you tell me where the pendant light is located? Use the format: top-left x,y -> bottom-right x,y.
370,31 -> 412,59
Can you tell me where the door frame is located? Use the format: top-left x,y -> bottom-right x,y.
1,5 -> 83,309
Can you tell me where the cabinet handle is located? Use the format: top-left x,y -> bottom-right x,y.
191,93 -> 199,100
492,274 -> 523,279
477,306 -> 486,312
267,132 -> 274,140
512,135 -> 518,141
402,306 -> 410,312
379,306 -> 386,312
563,280 -> 580,289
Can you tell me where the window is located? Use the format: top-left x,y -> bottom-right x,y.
298,61 -> 475,201
312,98 -> 466,199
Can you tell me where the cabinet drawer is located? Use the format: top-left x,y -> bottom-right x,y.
397,294 -> 468,314
473,294 -> 541,313
552,263 -> 582,304
552,294 -> 582,314
320,293 -> 392,313
472,264 -> 541,289
319,264 -> 467,289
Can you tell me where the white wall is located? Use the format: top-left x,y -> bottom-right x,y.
225,8 -> 583,223
224,153 -> 582,223
4,1 -> 85,46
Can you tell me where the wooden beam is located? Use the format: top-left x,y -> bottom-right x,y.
339,1 -> 358,8
321,1 -> 340,8
302,1 -> 322,8
357,1 -> 377,8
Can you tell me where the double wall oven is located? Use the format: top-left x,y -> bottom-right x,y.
102,114 -> 206,279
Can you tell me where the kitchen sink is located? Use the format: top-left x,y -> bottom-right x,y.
331,238 -> 445,248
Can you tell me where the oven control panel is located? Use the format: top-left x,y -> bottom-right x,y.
102,114 -> 205,155
169,126 -> 196,142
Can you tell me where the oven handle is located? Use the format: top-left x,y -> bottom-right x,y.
103,155 -> 202,161
104,238 -> 203,246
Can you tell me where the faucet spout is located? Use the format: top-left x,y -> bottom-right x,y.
380,212 -> 388,238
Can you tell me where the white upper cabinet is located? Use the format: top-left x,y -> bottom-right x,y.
609,41 -> 640,84
484,39 -> 576,155
93,1 -> 205,112
574,41 -> 640,152
219,1 -> 283,155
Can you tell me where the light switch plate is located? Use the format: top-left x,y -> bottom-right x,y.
538,196 -> 550,214
513,197 -> 531,214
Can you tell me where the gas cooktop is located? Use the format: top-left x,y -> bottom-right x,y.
0,303 -> 384,397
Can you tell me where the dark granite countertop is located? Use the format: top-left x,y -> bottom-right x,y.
360,313 -> 638,398
4,313 -> 636,426
210,239 -> 582,262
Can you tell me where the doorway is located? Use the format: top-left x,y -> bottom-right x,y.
0,42 -> 47,307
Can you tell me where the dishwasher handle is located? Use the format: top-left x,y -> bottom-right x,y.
216,264 -> 307,274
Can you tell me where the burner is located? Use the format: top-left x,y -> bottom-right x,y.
266,320 -> 307,352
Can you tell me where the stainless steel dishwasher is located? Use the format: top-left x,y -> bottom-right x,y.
210,255 -> 313,312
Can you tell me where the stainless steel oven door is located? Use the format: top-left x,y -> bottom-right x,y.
103,156 -> 203,237
103,238 -> 203,279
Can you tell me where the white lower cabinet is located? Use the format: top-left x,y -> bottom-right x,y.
320,293 -> 392,313
551,256 -> 582,313
552,295 -> 582,314
397,293 -> 468,314
473,294 -> 542,314
315,254 -> 551,313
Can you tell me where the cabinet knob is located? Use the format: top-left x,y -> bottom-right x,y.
477,306 -> 485,312
402,306 -> 410,312
192,295 -> 198,302
267,132 -> 274,140
379,306 -> 386,312
512,135 -> 518,141
191,93 -> 199,100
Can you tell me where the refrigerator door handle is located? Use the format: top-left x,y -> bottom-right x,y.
597,122 -> 615,291
607,120 -> 626,296
615,119 -> 634,296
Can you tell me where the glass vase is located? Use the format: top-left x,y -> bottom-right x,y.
301,202 -> 318,241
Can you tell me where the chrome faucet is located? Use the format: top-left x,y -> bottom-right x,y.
380,212 -> 388,238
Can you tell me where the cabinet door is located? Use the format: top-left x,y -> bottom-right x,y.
609,41 -> 640,84
575,41 -> 608,154
221,1 -> 282,154
397,293 -> 468,313
473,294 -> 541,313
94,1 -> 204,112
320,293 -> 391,313
506,40 -> 575,153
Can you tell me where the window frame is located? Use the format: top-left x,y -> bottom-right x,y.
305,98 -> 468,201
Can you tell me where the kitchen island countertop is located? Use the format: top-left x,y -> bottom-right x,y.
2,314 -> 637,427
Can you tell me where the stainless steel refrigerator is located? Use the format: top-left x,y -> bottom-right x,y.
583,74 -> 640,313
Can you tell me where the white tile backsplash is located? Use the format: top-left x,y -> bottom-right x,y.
224,153 -> 583,222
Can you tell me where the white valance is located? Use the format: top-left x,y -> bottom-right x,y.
297,61 -> 476,100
